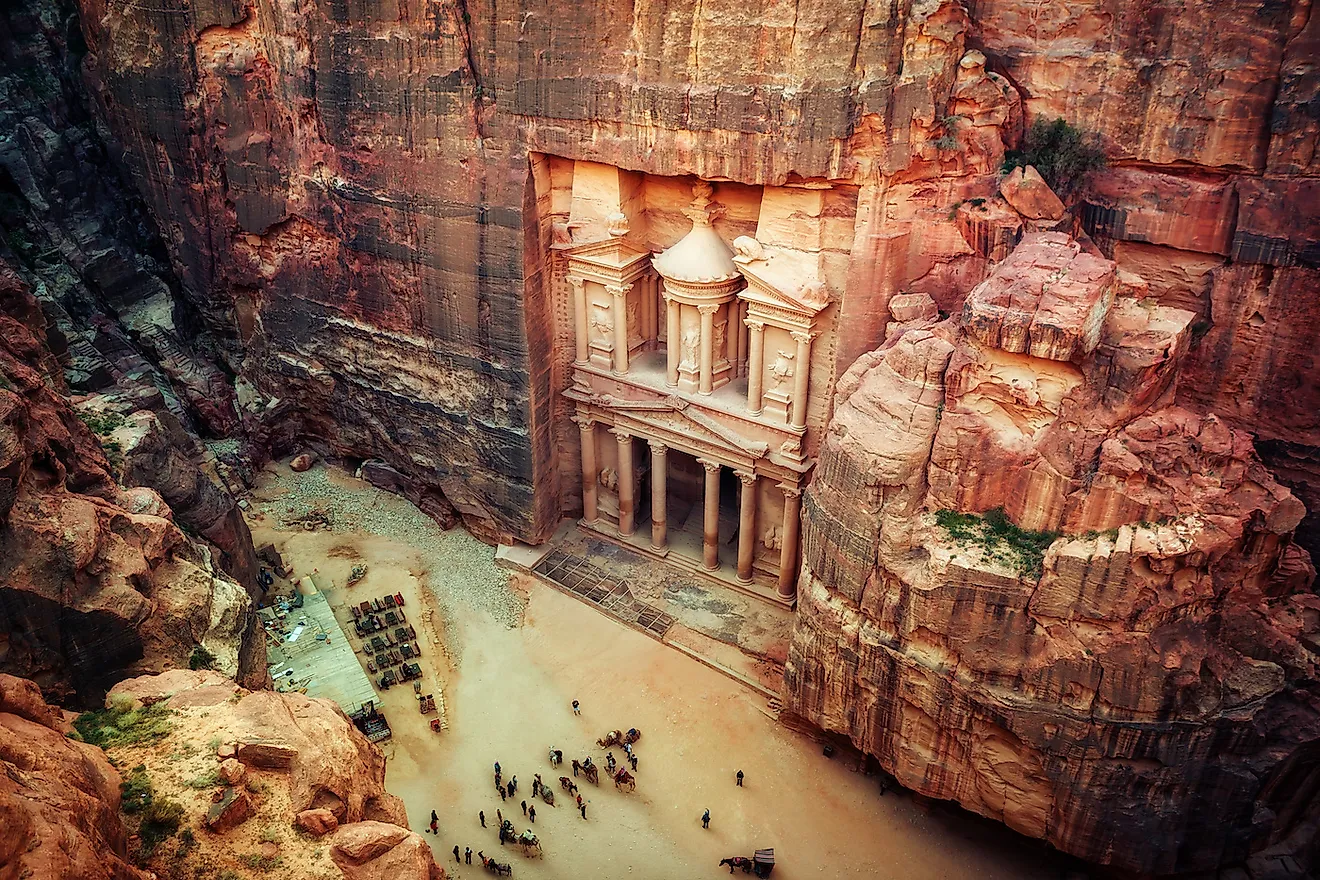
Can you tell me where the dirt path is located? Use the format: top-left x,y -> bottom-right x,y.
247,464 -> 1064,880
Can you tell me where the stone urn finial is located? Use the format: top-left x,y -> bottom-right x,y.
683,180 -> 723,227
605,212 -> 629,237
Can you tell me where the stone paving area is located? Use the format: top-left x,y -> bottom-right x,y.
549,527 -> 794,665
533,549 -> 677,637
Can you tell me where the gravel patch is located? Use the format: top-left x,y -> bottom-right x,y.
252,465 -> 524,661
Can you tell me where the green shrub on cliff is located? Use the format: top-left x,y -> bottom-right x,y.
934,507 -> 1058,576
1002,117 -> 1107,195
72,697 -> 173,748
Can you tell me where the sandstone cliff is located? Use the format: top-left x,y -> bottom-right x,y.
784,235 -> 1320,876
0,673 -> 148,880
0,265 -> 265,705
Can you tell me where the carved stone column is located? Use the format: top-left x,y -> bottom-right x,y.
614,428 -> 635,536
665,296 -> 680,387
698,458 -> 721,570
649,441 -> 668,552
574,415 -> 598,525
570,277 -> 589,365
608,284 -> 633,375
777,484 -> 802,599
745,319 -> 765,414
732,300 -> 745,378
790,330 -> 815,429
697,303 -> 718,395
735,470 -> 757,584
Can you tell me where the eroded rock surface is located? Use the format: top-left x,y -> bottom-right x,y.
0,267 -> 264,705
785,235 -> 1320,876
0,674 -> 148,880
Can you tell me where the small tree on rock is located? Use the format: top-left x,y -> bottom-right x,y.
1002,117 -> 1107,196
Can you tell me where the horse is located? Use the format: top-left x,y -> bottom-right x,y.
719,856 -> 753,874
559,776 -> 578,796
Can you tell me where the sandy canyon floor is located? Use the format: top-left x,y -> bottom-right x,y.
245,463 -> 1066,880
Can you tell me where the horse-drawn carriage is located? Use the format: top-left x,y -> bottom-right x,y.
719,849 -> 774,877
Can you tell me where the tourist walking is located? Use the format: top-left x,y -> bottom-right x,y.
506,781 -> 514,799
510,775 -> 518,794
465,847 -> 472,865
453,845 -> 460,862
630,753 -> 638,771
572,699 -> 580,715
529,805 -> 536,823
580,802 -> 587,819
499,783 -> 507,801
496,809 -> 503,828
736,770 -> 744,787
521,800 -> 527,816
429,810 -> 438,834
702,809 -> 711,829
479,810 -> 486,827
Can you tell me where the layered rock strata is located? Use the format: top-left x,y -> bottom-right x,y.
0,266 -> 264,705
785,235 -> 1320,876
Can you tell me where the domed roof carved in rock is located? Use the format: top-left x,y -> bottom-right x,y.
652,182 -> 740,285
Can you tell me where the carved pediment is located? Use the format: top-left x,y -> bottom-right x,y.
566,236 -> 653,273
737,258 -> 831,317
567,389 -> 770,460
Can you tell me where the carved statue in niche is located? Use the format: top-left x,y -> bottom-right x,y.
598,467 -> 618,491
712,319 -> 727,361
768,349 -> 795,387
681,325 -> 701,367
590,304 -> 613,345
762,523 -> 782,551
626,300 -> 639,343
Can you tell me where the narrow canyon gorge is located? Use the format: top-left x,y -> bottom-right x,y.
0,0 -> 1317,878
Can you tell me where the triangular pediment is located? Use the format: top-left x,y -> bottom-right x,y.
566,236 -> 653,271
569,391 -> 769,461
737,260 -> 829,316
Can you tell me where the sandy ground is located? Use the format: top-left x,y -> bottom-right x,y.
247,465 -> 1065,880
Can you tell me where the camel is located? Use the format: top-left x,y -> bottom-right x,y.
612,767 -> 636,791
559,776 -> 578,796
478,853 -> 513,876
583,762 -> 599,785
518,831 -> 543,858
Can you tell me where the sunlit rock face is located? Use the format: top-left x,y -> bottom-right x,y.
784,235 -> 1320,875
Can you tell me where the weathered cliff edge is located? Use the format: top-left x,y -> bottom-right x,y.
0,670 -> 444,880
785,234 -> 1320,876
0,266 -> 265,705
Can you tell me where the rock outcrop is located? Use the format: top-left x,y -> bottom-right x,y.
0,266 -> 264,705
785,234 -> 1320,876
0,674 -> 148,880
98,671 -> 442,880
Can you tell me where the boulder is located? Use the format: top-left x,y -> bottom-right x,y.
205,787 -> 252,832
237,740 -> 299,770
1000,166 -> 1064,221
331,822 -> 445,880
297,808 -> 340,836
290,453 -> 317,472
218,758 -> 246,784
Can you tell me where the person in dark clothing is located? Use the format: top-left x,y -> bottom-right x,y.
479,810 -> 486,827
521,800 -> 527,816
506,781 -> 514,799
580,802 -> 587,819
510,776 -> 518,794
572,699 -> 580,715
736,770 -> 744,787
429,810 -> 439,834
465,847 -> 472,865
528,806 -> 536,823
496,809 -> 503,828
499,784 -> 507,801
702,809 -> 711,829
630,753 -> 638,771
453,845 -> 460,862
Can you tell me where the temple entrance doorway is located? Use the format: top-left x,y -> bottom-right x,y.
656,448 -> 739,574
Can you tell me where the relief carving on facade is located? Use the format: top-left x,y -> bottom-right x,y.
680,325 -> 701,368
713,319 -> 728,362
769,349 -> 795,387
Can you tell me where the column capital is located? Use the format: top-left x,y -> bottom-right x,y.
567,275 -> 586,291
696,303 -> 720,316
610,427 -> 633,441
570,414 -> 596,429
735,469 -> 757,485
696,457 -> 722,474
745,318 -> 765,332
605,282 -> 634,298
647,439 -> 668,455
790,329 -> 817,345
778,482 -> 803,499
